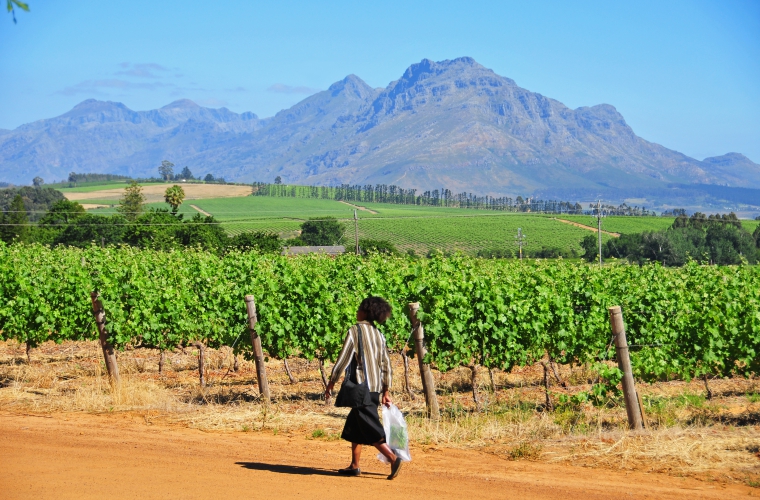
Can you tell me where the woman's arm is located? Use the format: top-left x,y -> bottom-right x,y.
380,333 -> 393,407
325,327 -> 355,399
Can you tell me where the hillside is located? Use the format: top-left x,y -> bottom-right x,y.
2,57 -> 760,202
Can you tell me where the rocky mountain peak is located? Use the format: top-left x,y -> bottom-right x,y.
161,99 -> 200,109
328,74 -> 375,100
703,152 -> 756,167
45,99 -> 142,128
67,99 -> 133,115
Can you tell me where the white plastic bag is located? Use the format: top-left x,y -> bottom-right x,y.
377,404 -> 411,463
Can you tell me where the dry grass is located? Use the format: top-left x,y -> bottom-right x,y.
548,428 -> 760,477
1,340 -> 759,486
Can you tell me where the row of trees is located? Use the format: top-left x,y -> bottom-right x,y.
255,181 -> 661,216
254,182 -> 588,213
589,202 -> 656,217
581,212 -> 760,266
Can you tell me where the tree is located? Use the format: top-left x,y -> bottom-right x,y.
117,181 -> 146,221
31,199 -> 86,245
579,234 -> 597,262
0,186 -> 64,222
32,176 -> 43,187
7,0 -> 29,24
705,223 -> 756,265
603,232 -> 643,261
0,194 -> 29,243
229,231 -> 282,253
123,209 -> 182,250
179,166 -> 194,180
299,217 -> 343,246
204,173 -> 215,182
164,185 -> 185,214
358,238 -> 398,255
175,214 -> 226,251
158,160 -> 175,181
55,214 -> 127,247
274,176 -> 282,185
38,199 -> 86,226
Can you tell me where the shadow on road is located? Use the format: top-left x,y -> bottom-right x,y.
235,462 -> 385,478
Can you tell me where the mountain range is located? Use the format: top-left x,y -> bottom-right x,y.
2,57 -> 759,203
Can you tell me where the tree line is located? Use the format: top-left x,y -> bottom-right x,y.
581,212 -> 760,265
254,182 -> 658,216
254,182 -> 588,213
0,181 -> 370,252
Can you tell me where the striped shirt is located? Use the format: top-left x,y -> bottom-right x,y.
329,321 -> 392,393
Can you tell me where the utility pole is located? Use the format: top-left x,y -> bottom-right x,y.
353,209 -> 359,255
593,200 -> 604,267
515,227 -> 525,261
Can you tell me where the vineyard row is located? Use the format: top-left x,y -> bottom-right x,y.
1,244 -> 758,386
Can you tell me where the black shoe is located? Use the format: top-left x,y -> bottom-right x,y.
387,457 -> 402,480
338,467 -> 361,476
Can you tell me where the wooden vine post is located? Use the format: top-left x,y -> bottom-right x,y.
400,350 -> 415,400
608,306 -> 643,431
408,303 -> 439,420
245,295 -> 270,402
90,291 -> 121,386
192,342 -> 207,388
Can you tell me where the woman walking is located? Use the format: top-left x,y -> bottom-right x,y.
325,296 -> 403,480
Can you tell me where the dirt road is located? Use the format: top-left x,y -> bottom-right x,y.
553,217 -> 621,237
1,412 -> 752,499
338,200 -> 379,214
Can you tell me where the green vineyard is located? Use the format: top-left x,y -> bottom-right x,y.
1,243 -> 758,386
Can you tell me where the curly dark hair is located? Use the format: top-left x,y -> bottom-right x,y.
358,296 -> 392,324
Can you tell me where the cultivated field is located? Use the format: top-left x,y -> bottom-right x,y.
69,183 -> 759,255
63,183 -> 253,203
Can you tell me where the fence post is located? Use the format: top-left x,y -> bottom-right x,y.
608,306 -> 643,430
192,342 -> 207,388
245,295 -> 271,401
408,302 -> 439,420
90,291 -> 121,386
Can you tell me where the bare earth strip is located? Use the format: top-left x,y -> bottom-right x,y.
65,184 -> 252,204
0,411 -> 752,500
553,217 -> 621,237
189,204 -> 212,217
338,200 -> 379,214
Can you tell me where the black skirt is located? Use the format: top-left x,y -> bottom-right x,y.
341,392 -> 386,445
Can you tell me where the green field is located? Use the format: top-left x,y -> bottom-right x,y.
177,197 -> 601,254
556,215 -> 675,234
744,219 -> 760,233
78,190 -> 758,255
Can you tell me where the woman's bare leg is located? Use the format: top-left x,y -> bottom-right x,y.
350,443 -> 362,469
374,441 -> 397,464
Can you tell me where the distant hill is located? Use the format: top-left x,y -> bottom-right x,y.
2,57 -> 759,204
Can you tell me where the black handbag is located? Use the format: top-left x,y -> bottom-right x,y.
334,326 -> 372,408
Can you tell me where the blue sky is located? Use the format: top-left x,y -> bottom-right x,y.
2,0 -> 759,162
